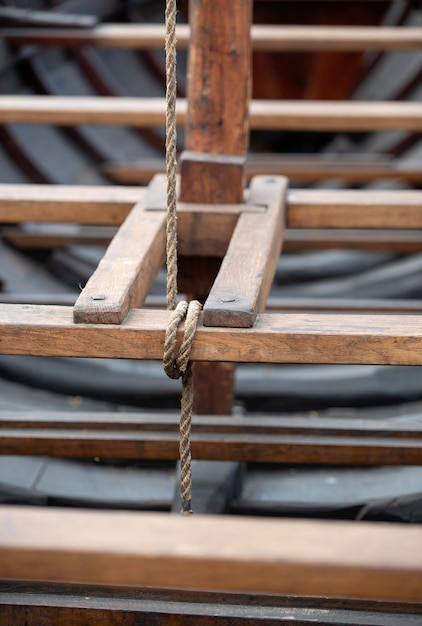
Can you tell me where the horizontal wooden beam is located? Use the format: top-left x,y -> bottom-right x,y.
105,156 -> 422,185
1,585 -> 420,626
1,305 -> 422,365
0,184 -> 420,230
0,97 -> 420,131
1,412 -> 421,464
1,25 -> 421,51
4,225 -> 421,254
1,507 -> 421,601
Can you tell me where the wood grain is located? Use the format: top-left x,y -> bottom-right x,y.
0,97 -> 420,131
73,178 -> 166,324
203,177 -> 287,327
1,507 -> 421,601
0,185 -> 421,231
1,306 -> 422,365
2,25 -> 422,51
105,156 -> 422,185
1,412 -> 421,464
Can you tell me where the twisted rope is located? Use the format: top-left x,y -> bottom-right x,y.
164,0 -> 201,514
165,0 -> 178,311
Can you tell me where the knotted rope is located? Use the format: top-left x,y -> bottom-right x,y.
165,0 -> 201,515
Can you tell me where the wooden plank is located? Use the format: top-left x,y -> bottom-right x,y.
0,97 -> 420,131
2,411 -> 422,436
1,584 -> 421,626
1,506 -> 422,601
1,412 -> 421,464
284,229 -> 422,253
4,225 -> 422,254
105,157 -> 422,185
0,185 -> 421,231
203,177 -> 287,327
288,189 -> 422,229
1,305 -> 422,365
2,24 -> 421,52
0,183 -> 141,225
73,178 -> 165,324
3,293 -> 422,314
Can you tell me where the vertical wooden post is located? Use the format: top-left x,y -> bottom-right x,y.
180,0 -> 252,203
179,0 -> 252,414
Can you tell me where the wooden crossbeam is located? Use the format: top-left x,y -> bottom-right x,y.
1,412 -> 421,464
1,506 -> 421,601
1,24 -> 422,51
105,156 -> 422,185
0,184 -> 420,230
1,305 -> 422,365
4,225 -> 422,253
0,97 -> 420,131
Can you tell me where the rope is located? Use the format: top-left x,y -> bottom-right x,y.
165,0 -> 178,311
164,0 -> 201,514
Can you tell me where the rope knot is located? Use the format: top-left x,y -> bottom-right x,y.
163,299 -> 202,514
163,300 -> 202,379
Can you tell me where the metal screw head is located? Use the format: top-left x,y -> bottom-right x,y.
91,294 -> 106,301
220,297 -> 236,303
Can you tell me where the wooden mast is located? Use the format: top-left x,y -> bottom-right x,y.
179,0 -> 253,414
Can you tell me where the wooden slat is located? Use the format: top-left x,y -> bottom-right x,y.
1,305 -> 422,365
0,97 -> 420,131
1,584 -> 420,626
105,157 -> 422,185
73,178 -> 165,324
203,177 -> 287,327
4,225 -> 421,254
1,24 -> 421,51
288,189 -> 422,229
0,185 -> 421,230
1,507 -> 422,601
2,293 -> 422,314
1,412 -> 421,464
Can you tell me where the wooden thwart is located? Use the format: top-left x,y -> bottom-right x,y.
2,24 -> 422,51
0,97 -> 421,131
105,155 -> 422,185
0,184 -> 421,230
2,305 -> 422,365
1,507 -> 421,601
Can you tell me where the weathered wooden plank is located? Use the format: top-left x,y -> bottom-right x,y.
1,412 -> 421,464
1,584 -> 420,626
4,225 -> 421,254
1,306 -> 422,365
203,177 -> 287,327
0,185 -> 421,230
0,97 -> 420,131
2,24 -> 421,52
0,184 -> 141,224
288,189 -> 422,229
2,293 -> 422,314
104,157 -> 422,185
1,507 -> 421,601
3,412 -> 421,436
73,178 -> 165,324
